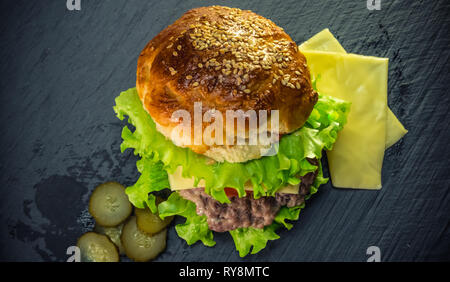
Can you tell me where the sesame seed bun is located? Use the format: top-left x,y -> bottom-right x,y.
136,6 -> 318,162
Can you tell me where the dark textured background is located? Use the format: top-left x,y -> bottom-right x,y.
0,0 -> 449,262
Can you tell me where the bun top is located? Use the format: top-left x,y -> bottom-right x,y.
137,6 -> 317,155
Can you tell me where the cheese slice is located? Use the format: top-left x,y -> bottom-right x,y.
301,51 -> 388,189
299,29 -> 408,149
299,28 -> 347,53
168,166 -> 300,194
385,113 -> 408,148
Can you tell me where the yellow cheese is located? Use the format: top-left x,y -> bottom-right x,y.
299,28 -> 347,53
168,166 -> 300,194
301,50 -> 388,189
299,29 -> 408,149
385,114 -> 408,148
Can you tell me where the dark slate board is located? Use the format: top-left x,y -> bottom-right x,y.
0,0 -> 449,262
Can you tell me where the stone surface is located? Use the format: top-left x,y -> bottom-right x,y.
0,0 -> 449,261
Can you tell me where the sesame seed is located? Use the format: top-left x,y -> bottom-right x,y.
173,51 -> 178,56
193,82 -> 199,86
169,67 -> 177,75
177,7 -> 301,88
186,75 -> 193,80
244,89 -> 251,94
166,43 -> 173,49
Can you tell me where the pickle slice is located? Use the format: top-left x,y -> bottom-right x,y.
94,224 -> 125,255
89,182 -> 132,227
77,232 -> 119,262
121,216 -> 167,262
135,207 -> 173,235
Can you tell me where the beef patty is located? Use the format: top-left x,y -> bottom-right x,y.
178,159 -> 319,232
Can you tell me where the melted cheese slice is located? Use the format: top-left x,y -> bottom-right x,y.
301,51 -> 388,189
300,29 -> 408,149
168,166 -> 300,194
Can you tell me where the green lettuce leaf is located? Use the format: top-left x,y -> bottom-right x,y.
158,192 -> 216,247
113,88 -> 350,205
125,157 -> 169,212
229,224 -> 280,257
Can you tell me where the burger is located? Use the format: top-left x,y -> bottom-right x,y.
113,6 -> 350,257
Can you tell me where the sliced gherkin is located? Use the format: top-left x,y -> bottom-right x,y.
120,216 -> 167,262
89,182 -> 132,227
77,232 -> 119,262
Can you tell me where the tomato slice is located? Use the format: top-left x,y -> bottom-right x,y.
224,188 -> 252,198
224,188 -> 238,198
